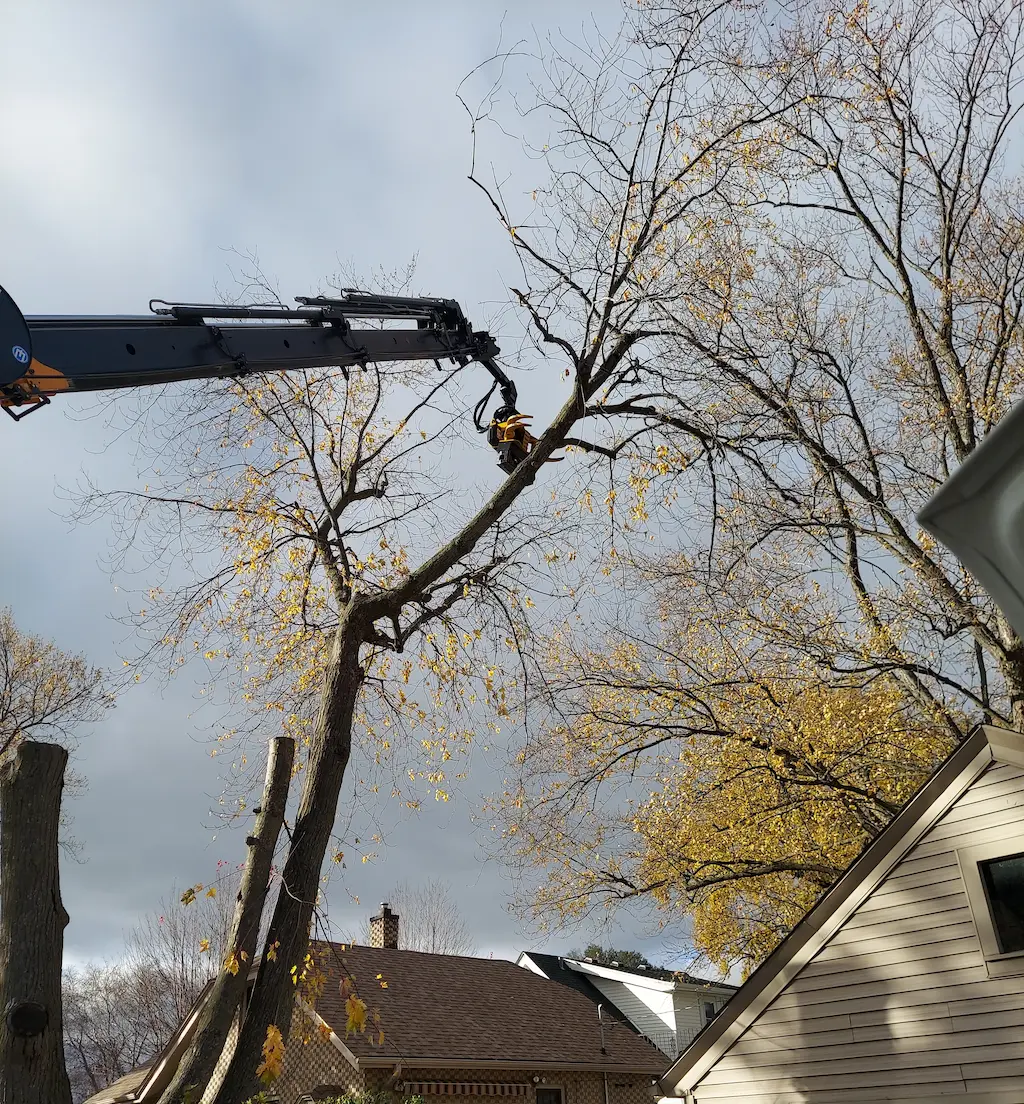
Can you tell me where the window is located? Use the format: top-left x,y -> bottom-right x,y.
957,840 -> 1024,977
703,1001 -> 719,1024
979,851 -> 1024,953
536,1087 -> 563,1104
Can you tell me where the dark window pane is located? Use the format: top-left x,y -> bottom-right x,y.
980,852 -> 1024,954
703,1001 -> 718,1024
536,1088 -> 563,1104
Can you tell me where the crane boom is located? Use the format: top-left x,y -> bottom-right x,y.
0,284 -> 534,471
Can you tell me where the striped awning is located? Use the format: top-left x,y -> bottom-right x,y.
402,1083 -> 530,1097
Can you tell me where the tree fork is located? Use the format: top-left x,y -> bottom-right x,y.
158,734 -> 295,1104
0,741 -> 73,1104
214,629 -> 362,1104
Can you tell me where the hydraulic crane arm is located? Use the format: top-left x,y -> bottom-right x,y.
0,285 -> 533,471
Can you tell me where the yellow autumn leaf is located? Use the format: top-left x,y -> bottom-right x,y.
256,1024 -> 285,1084
199,939 -> 211,954
345,994 -> 368,1036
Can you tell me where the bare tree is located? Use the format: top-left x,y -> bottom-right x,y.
480,0 -> 1024,971
63,962 -> 172,1104
62,870 -> 242,1102
123,877 -> 237,1033
77,36 -> 790,1082
351,880 -> 477,956
158,736 -> 293,1104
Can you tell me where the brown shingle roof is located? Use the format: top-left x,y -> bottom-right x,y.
308,941 -> 668,1073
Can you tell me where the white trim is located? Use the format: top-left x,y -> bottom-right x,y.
957,837 -> 1024,977
982,724 -> 1024,768
357,1056 -> 666,1074
134,979 -> 216,1101
661,725 -> 1018,1096
295,998 -> 362,1070
517,952 -> 548,978
565,960 -> 677,993
563,959 -> 733,997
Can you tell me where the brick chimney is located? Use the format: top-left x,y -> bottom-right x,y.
369,902 -> 399,949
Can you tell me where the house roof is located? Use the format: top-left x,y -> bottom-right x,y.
917,394 -> 1024,641
81,1066 -> 151,1104
310,941 -> 668,1073
563,957 -> 736,992
520,952 -> 735,998
660,723 -> 1024,1097
517,952 -> 633,1014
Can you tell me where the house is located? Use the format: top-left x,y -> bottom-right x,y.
517,954 -> 736,1059
84,905 -> 668,1104
659,724 -> 1024,1103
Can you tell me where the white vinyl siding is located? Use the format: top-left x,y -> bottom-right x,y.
672,992 -> 706,1052
587,975 -> 677,1054
691,760 -> 1024,1103
581,975 -> 732,1059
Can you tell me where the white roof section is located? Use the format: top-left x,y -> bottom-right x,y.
563,958 -> 734,994
566,959 -> 678,992
918,397 -> 1024,640
661,724 -> 1024,1096
519,951 -> 735,994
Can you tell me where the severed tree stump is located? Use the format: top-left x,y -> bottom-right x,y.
0,741 -> 73,1104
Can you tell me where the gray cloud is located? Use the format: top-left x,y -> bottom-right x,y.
1,0 -> 674,971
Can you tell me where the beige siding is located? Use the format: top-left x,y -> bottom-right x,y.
693,761 -> 1024,1103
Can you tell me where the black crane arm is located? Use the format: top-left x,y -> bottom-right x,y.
0,285 -> 535,471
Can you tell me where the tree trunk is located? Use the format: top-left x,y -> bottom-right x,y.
214,628 -> 362,1104
0,741 -> 73,1104
158,735 -> 295,1104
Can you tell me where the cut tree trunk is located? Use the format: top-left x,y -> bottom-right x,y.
0,741 -> 73,1104
158,735 -> 295,1104
214,628 -> 363,1104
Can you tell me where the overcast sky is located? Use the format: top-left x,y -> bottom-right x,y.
0,0 -> 689,969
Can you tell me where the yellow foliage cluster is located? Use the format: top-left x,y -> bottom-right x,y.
256,1024 -> 284,1085
497,562 -> 957,973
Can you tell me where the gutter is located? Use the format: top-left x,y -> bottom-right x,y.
355,1056 -> 666,1074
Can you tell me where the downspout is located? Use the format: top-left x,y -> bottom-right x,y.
597,1004 -> 610,1104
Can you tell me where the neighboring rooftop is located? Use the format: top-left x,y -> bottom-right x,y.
82,1065 -> 151,1104
524,950 -> 737,991
311,940 -> 668,1072
516,952 -> 634,1023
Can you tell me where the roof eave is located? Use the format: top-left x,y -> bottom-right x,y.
565,960 -> 677,992
133,978 -> 216,1101
355,1055 -> 667,1074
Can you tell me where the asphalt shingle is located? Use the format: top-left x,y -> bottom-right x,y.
308,941 -> 668,1072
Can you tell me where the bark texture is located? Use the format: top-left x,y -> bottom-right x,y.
0,741 -> 72,1104
158,735 -> 295,1104
214,629 -> 362,1104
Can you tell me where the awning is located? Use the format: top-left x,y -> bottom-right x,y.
402,1083 -> 531,1097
